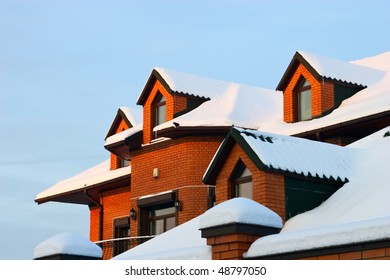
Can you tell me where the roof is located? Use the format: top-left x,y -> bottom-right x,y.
203,127 -> 353,185
276,51 -> 385,91
245,126 -> 390,258
35,160 -> 130,205
137,67 -> 246,105
104,106 -> 142,140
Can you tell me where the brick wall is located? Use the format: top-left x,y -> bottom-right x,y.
299,247 -> 390,260
143,80 -> 190,144
215,143 -> 286,221
110,118 -> 130,170
283,63 -> 334,123
89,205 -> 100,242
129,135 -> 223,237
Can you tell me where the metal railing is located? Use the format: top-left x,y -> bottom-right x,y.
95,236 -> 155,260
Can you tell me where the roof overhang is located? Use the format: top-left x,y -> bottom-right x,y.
35,174 -> 130,206
156,125 -> 230,139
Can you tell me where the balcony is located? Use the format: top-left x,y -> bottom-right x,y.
95,236 -> 155,260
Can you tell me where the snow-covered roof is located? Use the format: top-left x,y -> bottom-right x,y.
203,127 -> 354,184
34,232 -> 102,259
297,50 -> 385,86
245,127 -> 390,257
105,123 -> 142,147
238,128 -> 353,182
199,197 -> 282,229
35,160 -> 130,203
155,84 -> 282,132
112,215 -> 210,260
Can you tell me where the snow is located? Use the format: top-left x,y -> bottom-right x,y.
105,123 -> 143,146
155,83 -> 283,131
237,128 -> 354,182
245,127 -> 390,257
112,215 -> 210,260
118,106 -> 142,126
34,232 -> 102,259
199,197 -> 283,229
35,159 -> 130,201
298,50 -> 385,86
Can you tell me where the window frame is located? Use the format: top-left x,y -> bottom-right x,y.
295,77 -> 312,121
230,161 -> 253,199
153,93 -> 166,128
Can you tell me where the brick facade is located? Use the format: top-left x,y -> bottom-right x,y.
215,143 -> 286,221
283,63 -> 334,123
129,135 -> 223,237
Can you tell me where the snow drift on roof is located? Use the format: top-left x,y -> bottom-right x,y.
119,106 -> 142,126
35,160 -> 130,201
34,232 -> 102,259
237,128 -> 353,182
246,127 -> 390,257
112,215 -> 210,260
199,197 -> 282,229
155,83 -> 282,132
105,123 -> 143,147
298,50 -> 385,86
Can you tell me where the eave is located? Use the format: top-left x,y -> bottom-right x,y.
156,125 -> 230,139
35,173 -> 130,206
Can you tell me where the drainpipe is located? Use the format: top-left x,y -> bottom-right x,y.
84,189 -> 103,241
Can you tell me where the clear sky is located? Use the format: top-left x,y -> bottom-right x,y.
1,0 -> 389,259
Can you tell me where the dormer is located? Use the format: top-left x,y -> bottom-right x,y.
137,68 -> 209,144
277,51 -> 381,123
104,107 -> 137,170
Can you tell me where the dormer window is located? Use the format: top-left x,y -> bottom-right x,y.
154,94 -> 166,127
231,161 -> 253,199
296,78 -> 312,121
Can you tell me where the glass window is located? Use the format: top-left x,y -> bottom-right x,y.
297,78 -> 312,121
113,218 -> 130,256
149,205 -> 176,235
155,95 -> 166,127
232,163 -> 253,200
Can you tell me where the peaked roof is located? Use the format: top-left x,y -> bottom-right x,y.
276,51 -> 385,91
105,106 -> 141,140
203,127 -> 353,185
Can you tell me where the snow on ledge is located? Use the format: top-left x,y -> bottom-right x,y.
245,216 -> 390,258
199,197 -> 283,229
34,232 -> 102,259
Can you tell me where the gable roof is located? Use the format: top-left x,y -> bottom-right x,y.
276,51 -> 385,91
105,106 -> 141,140
203,127 -> 353,185
245,127 -> 390,258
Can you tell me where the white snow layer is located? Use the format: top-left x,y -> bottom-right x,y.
237,128 -> 354,182
245,128 -> 390,257
34,232 -> 102,259
298,50 -> 386,86
35,159 -> 130,201
113,216 -> 210,260
199,197 -> 282,229
105,123 -> 143,146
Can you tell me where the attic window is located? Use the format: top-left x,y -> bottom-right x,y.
154,94 -> 166,127
231,161 -> 253,199
296,78 -> 312,121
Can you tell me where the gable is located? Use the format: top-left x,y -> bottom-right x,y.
105,107 -> 134,140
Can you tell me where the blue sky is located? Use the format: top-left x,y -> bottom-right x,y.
1,0 -> 389,259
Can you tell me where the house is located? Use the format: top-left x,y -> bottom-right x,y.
35,50 -> 390,260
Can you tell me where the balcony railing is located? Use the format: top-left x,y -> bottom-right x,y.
95,236 -> 155,260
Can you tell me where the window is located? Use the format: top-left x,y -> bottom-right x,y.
231,161 -> 253,199
154,94 -> 166,127
296,78 -> 312,121
149,205 -> 176,235
113,217 -> 130,256
119,158 -> 130,167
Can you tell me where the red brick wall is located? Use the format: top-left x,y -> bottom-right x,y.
89,205 -> 100,242
129,135 -> 223,237
143,80 -> 185,144
300,247 -> 390,260
215,143 -> 286,221
110,118 -> 130,170
100,186 -> 131,241
283,63 -> 334,123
